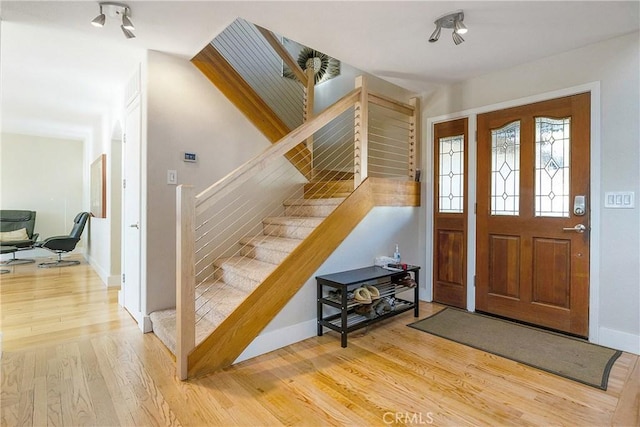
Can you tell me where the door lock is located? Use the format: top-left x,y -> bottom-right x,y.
129,223 -> 139,229
573,195 -> 586,216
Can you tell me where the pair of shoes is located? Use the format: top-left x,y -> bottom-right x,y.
354,303 -> 376,319
353,285 -> 381,304
328,289 -> 354,300
373,298 -> 392,315
394,274 -> 417,288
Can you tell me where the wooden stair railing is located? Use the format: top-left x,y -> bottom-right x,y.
188,177 -> 420,378
176,74 -> 421,379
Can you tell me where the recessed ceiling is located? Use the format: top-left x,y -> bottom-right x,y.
1,1 -> 638,139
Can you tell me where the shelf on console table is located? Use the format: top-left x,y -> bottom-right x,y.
316,265 -> 420,347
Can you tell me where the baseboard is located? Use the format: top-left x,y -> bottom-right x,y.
86,255 -> 109,286
142,316 -> 153,333
234,318 -> 317,364
598,326 -> 640,355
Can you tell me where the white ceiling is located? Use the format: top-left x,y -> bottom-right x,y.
1,1 -> 638,140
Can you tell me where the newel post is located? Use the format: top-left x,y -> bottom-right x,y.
304,66 -> 315,173
354,75 -> 369,188
176,184 -> 196,380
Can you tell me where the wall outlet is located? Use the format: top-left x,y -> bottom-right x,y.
167,170 -> 177,185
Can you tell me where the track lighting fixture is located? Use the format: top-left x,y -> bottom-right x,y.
90,2 -> 136,39
428,10 -> 467,45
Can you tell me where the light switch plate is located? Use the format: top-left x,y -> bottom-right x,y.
167,170 -> 177,185
604,191 -> 634,208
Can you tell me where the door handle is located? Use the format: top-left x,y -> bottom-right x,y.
129,223 -> 139,229
563,224 -> 586,233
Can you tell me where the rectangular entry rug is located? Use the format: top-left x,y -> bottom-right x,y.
409,308 -> 621,390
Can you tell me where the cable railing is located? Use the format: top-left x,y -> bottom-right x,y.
178,63 -> 417,379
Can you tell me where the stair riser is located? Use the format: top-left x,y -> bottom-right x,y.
263,224 -> 314,239
284,205 -> 336,217
240,246 -> 289,264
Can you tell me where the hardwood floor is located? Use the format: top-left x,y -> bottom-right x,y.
1,260 -> 638,426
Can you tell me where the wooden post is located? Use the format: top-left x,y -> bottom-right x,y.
176,184 -> 196,380
408,97 -> 420,180
354,76 -> 369,188
304,66 -> 315,173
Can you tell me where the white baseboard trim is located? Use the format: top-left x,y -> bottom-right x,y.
86,255 -> 108,286
234,319 -> 317,364
598,326 -> 640,355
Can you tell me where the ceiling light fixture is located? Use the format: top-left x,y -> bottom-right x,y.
428,10 -> 467,45
90,2 -> 136,39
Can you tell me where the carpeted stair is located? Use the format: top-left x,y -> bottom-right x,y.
149,197 -> 344,355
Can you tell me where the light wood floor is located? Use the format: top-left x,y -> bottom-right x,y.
1,260 -> 638,426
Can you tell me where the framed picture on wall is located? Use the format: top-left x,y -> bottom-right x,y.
91,154 -> 106,218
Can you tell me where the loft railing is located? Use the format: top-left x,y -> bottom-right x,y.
176,73 -> 418,378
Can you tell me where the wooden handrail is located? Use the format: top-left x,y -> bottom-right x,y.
195,87 -> 361,215
257,26 -> 308,86
368,92 -> 415,116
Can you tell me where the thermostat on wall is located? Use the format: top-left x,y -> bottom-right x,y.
183,152 -> 197,163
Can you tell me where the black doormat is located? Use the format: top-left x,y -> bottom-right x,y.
409,308 -> 621,390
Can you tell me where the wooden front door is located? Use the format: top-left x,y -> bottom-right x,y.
476,93 -> 590,336
433,118 -> 468,308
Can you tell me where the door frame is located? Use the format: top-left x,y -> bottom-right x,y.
424,81 -> 601,343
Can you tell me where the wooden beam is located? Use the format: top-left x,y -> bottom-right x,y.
256,27 -> 307,85
408,97 -> 420,180
354,76 -> 369,187
188,179 -> 376,377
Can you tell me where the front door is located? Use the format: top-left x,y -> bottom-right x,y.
476,93 -> 590,336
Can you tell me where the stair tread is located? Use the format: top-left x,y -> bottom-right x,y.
214,256 -> 278,280
262,216 -> 324,226
283,198 -> 344,206
239,235 -> 302,252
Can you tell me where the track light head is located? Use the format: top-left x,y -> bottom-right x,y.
122,13 -> 135,31
428,24 -> 441,43
429,10 -> 467,45
452,31 -> 465,45
91,2 -> 136,39
121,25 -> 136,39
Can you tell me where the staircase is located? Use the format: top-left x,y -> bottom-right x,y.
150,194 -> 344,355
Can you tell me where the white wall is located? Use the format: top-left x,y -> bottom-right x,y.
144,50 -> 272,314
422,32 -> 640,354
0,133 -> 84,258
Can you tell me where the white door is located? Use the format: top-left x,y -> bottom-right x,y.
122,96 -> 143,326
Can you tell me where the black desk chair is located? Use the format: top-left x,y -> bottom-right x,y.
36,212 -> 90,268
0,210 -> 38,265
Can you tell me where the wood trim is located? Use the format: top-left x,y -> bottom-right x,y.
369,92 -> 415,116
176,185 -> 196,380
195,88 -> 362,215
370,177 -> 420,206
188,179 -> 376,377
256,27 -> 307,86
408,97 -> 420,180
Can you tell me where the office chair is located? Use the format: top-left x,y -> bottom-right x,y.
36,212 -> 90,268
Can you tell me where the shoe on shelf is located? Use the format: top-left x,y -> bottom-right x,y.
364,285 -> 380,300
354,287 -> 372,304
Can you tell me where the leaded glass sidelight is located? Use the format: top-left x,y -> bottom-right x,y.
535,117 -> 571,217
491,121 -> 520,215
439,135 -> 464,213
